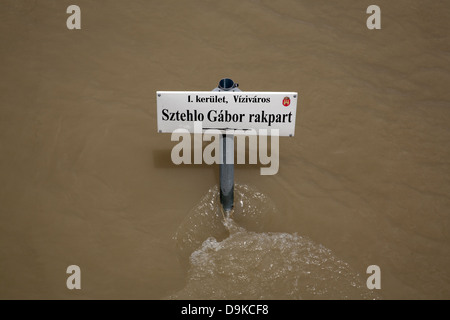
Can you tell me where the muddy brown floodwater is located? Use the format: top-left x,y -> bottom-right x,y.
0,0 -> 449,299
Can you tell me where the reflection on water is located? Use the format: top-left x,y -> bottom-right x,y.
172,184 -> 379,299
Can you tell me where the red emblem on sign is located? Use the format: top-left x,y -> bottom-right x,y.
282,97 -> 290,107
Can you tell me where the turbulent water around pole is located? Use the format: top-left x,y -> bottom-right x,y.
171,184 -> 379,299
1,0 -> 449,300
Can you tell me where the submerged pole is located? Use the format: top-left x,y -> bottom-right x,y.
219,133 -> 234,212
213,78 -> 241,214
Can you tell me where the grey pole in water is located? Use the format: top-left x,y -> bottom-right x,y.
212,78 -> 241,214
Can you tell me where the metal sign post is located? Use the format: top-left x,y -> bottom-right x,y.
156,79 -> 298,216
212,79 -> 241,214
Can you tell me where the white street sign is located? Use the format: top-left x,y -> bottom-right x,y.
156,91 -> 298,136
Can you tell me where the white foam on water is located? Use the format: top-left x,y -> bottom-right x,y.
171,184 -> 379,299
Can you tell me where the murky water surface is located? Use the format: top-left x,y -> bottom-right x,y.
0,0 -> 449,299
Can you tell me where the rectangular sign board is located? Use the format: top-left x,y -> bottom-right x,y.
156,91 -> 298,136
